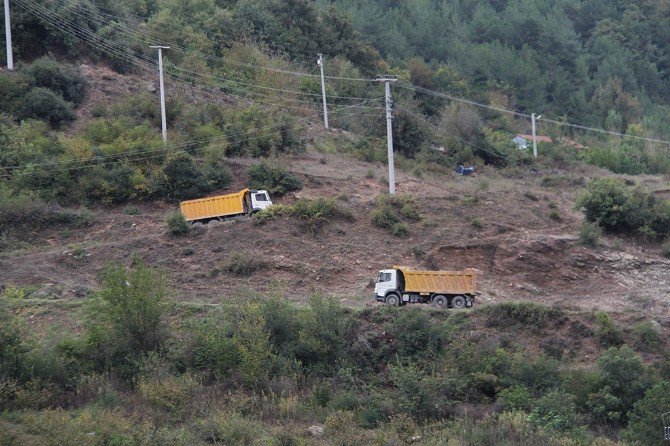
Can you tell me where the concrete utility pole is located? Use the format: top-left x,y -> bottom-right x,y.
4,0 -> 13,70
150,45 -> 170,144
531,113 -> 541,159
317,53 -> 329,129
377,75 -> 398,195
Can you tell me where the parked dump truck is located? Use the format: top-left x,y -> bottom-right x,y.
179,188 -> 272,222
374,266 -> 479,308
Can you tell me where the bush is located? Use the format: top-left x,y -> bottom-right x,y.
528,390 -> 583,434
166,211 -> 190,236
25,57 -> 88,105
293,198 -> 352,233
196,411 -> 260,445
661,240 -> 670,258
578,178 -> 631,229
483,302 -> 563,333
595,312 -> 623,347
248,163 -> 302,196
22,87 -> 76,127
85,261 -> 170,373
153,153 -> 213,200
579,221 -> 602,247
138,374 -> 198,418
222,252 -> 266,275
624,381 -> 670,446
371,194 -> 420,235
632,321 -> 662,351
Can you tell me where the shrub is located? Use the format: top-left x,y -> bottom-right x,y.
222,252 -> 266,275
292,198 -> 352,233
189,319 -> 240,380
84,261 -> 170,374
138,374 -> 198,417
497,385 -> 532,411
371,194 -> 420,235
166,211 -> 190,235
385,309 -> 443,359
578,178 -> 631,229
528,390 -> 583,434
22,87 -> 76,127
661,240 -> 670,258
579,221 -> 602,247
248,163 -> 302,196
25,56 -> 88,105
392,222 -> 410,236
153,153 -> 212,200
471,217 -> 484,228
632,321 -> 662,351
483,302 -> 563,333
595,312 -> 623,347
196,411 -> 259,445
548,209 -> 561,221
624,381 -> 670,446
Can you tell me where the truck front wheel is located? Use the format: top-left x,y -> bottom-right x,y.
385,293 -> 400,306
432,295 -> 447,308
451,296 -> 466,309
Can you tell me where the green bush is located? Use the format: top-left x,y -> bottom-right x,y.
196,411 -> 260,445
292,198 -> 352,233
371,202 -> 399,229
483,302 -> 563,333
248,163 -> 302,196
385,309 -> 443,359
527,390 -> 583,434
83,261 -> 170,375
25,57 -> 88,105
624,381 -> 670,446
21,87 -> 76,127
153,153 -> 213,200
662,240 -> 670,258
632,321 -> 662,351
189,318 -> 240,380
497,385 -> 532,411
166,211 -> 190,236
222,252 -> 267,275
578,221 -> 602,247
392,222 -> 410,236
595,312 -> 623,347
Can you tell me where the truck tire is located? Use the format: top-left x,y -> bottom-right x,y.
451,296 -> 466,309
432,295 -> 447,308
385,293 -> 400,306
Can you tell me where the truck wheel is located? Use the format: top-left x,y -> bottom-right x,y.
433,295 -> 447,308
451,296 -> 466,309
385,293 -> 400,306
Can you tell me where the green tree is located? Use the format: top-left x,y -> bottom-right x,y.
624,381 -> 670,446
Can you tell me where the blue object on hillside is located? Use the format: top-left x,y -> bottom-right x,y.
456,165 -> 476,176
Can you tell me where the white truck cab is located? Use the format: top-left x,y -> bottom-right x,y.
250,190 -> 273,212
375,269 -> 398,301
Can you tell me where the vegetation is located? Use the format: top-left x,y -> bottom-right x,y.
371,194 -> 420,236
1,264 -> 669,444
166,211 -> 190,235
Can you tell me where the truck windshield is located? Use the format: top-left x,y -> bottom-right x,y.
255,193 -> 267,202
377,272 -> 392,283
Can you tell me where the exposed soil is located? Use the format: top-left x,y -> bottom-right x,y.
2,63 -> 670,336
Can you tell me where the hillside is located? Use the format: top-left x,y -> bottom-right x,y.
2,0 -> 670,445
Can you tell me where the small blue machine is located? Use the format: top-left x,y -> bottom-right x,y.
456,165 -> 476,176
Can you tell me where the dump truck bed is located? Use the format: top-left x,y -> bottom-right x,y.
398,267 -> 478,295
179,189 -> 248,222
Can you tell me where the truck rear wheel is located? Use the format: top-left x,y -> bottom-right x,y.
451,296 -> 466,309
385,293 -> 400,306
432,295 -> 447,308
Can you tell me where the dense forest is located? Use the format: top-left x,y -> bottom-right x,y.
2,1 -> 670,445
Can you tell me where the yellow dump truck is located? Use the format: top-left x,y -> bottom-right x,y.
374,266 -> 479,308
179,188 -> 272,222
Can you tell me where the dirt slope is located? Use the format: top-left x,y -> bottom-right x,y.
3,150 -> 669,321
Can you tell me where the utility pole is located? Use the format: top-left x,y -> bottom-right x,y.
4,0 -> 13,70
531,113 -> 542,159
317,53 -> 329,129
377,75 -> 398,195
150,45 -> 170,144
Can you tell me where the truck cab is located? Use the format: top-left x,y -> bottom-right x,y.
375,269 -> 399,303
249,190 -> 273,212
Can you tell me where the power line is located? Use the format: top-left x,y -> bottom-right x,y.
1,103 -> 381,174
16,0 -> 374,103
396,104 -> 519,165
41,0 -> 376,83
